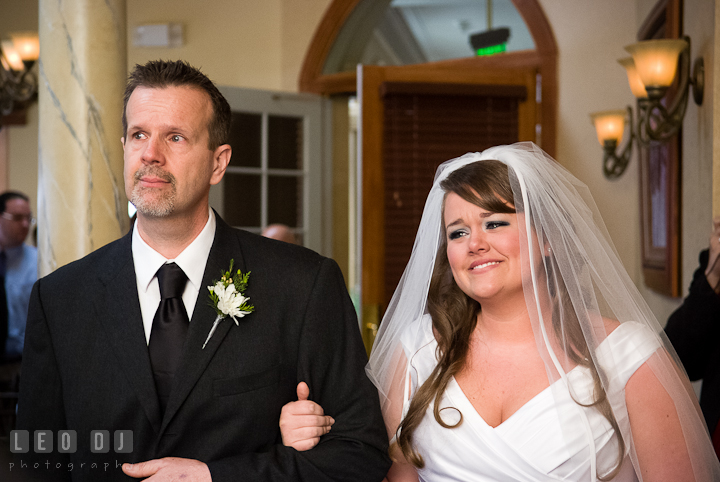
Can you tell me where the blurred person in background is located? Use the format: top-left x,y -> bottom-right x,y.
666,216 -> 720,457
0,190 -> 37,389
262,223 -> 297,244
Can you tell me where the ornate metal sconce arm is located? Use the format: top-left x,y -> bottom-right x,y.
637,36 -> 703,144
1,58 -> 38,116
603,105 -> 635,179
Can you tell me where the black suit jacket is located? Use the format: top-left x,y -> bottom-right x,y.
14,215 -> 390,481
665,249 -> 720,434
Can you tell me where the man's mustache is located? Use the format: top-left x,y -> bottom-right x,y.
134,166 -> 176,185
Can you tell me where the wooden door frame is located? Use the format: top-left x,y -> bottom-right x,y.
637,0 -> 683,297
298,0 -> 558,156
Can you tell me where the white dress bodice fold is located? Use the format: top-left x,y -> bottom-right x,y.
400,315 -> 661,481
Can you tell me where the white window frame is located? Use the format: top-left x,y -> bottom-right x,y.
212,86 -> 330,256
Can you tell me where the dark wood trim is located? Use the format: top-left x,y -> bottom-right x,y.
0,108 -> 28,127
379,82 -> 527,100
638,0 -> 668,40
360,65 -> 386,308
298,0 -> 361,93
638,0 -> 681,40
301,71 -> 356,95
511,0 -> 558,156
638,0 -> 682,297
512,0 -> 557,56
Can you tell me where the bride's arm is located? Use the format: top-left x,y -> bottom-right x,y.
381,349 -> 419,482
624,353 -> 696,481
384,445 -> 419,482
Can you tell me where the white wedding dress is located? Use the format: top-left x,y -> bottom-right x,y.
400,315 -> 660,481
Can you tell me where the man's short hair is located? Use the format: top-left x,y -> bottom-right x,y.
122,60 -> 232,150
0,191 -> 29,213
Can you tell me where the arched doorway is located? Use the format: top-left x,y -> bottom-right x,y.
300,0 -> 558,349
299,0 -> 557,155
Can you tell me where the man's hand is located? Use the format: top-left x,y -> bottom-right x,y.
279,381 -> 334,451
122,457 -> 211,481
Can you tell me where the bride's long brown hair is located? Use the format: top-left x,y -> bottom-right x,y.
396,160 -> 624,480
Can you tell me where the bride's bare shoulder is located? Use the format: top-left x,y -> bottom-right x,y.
602,316 -> 621,334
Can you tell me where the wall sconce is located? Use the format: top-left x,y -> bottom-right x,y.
0,32 -> 40,117
590,107 -> 634,179
590,35 -> 704,179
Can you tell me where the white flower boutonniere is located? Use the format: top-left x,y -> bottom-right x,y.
202,259 -> 254,349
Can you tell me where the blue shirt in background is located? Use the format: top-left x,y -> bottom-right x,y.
5,243 -> 37,359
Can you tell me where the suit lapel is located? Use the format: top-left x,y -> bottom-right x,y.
161,216 -> 247,432
95,233 -> 162,434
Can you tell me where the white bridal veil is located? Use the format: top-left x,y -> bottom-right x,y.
366,142 -> 720,481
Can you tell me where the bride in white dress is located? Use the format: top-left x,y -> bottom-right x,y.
279,143 -> 720,481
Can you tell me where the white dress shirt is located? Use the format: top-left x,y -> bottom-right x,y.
132,209 -> 216,344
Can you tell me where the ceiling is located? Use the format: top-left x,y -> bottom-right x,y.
387,0 -> 534,62
323,0 -> 535,73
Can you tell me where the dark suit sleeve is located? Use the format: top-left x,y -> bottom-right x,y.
665,250 -> 720,380
15,280 -> 72,481
206,258 -> 391,482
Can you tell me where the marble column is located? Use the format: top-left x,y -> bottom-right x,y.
38,0 -> 128,276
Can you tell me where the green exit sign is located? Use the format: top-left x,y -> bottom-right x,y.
476,43 -> 507,56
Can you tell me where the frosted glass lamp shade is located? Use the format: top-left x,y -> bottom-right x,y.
618,57 -> 648,99
624,39 -> 687,88
10,32 -> 39,62
0,40 -> 24,71
590,110 -> 627,145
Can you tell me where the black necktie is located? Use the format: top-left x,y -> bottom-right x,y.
148,263 -> 189,415
0,251 -> 8,362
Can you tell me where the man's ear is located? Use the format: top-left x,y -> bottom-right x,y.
121,137 -> 125,151
210,144 -> 232,185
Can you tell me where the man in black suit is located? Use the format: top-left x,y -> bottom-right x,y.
666,216 -> 720,457
14,60 -> 390,481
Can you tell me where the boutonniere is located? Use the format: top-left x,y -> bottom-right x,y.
202,259 -> 254,349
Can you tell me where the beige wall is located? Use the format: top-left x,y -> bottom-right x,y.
126,0 -> 331,91
279,0 -> 333,92
540,0 -> 715,324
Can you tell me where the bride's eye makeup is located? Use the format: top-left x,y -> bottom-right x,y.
448,228 -> 468,240
483,220 -> 510,231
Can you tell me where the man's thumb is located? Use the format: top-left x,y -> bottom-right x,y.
297,381 -> 310,400
122,459 -> 159,477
